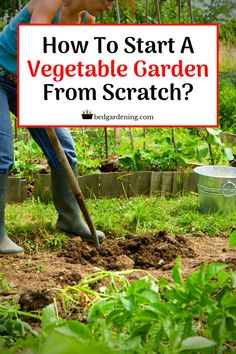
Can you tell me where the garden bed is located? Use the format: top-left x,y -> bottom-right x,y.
1,232 -> 235,312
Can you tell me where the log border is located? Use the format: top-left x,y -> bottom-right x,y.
7,171 -> 197,203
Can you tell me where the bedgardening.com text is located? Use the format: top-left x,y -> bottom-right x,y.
93,114 -> 154,121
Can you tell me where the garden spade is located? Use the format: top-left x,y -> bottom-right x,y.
46,128 -> 100,248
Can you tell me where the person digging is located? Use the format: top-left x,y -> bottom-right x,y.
0,0 -> 114,256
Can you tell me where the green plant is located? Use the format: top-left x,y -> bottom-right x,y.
12,138 -> 45,179
42,233 -> 69,250
3,260 -> 236,353
0,302 -> 37,347
86,261 -> 236,353
219,79 -> 236,131
196,128 -> 234,165
7,126 -> 235,179
0,273 -> 11,292
35,264 -> 45,273
24,258 -> 33,268
220,19 -> 236,45
76,156 -> 101,175
119,149 -> 155,171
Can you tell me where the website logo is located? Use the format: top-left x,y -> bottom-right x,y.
82,109 -> 93,119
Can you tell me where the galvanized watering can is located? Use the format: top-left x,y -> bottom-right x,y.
194,166 -> 236,214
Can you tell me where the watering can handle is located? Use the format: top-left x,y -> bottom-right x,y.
221,180 -> 236,198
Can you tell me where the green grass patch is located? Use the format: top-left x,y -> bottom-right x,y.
5,195 -> 236,251
89,195 -> 236,236
220,43 -> 236,72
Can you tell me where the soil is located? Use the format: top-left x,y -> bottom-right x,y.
0,232 -> 235,312
58,232 -> 197,270
99,156 -> 120,172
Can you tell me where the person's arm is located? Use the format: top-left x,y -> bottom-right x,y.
30,0 -> 60,23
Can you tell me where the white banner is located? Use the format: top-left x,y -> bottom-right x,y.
18,24 -> 218,127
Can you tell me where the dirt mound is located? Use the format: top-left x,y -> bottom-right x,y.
0,234 -> 234,310
59,232 -> 197,270
18,288 -> 53,312
53,271 -> 82,286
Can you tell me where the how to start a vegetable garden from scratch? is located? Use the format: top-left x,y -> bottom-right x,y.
0,0 -> 236,353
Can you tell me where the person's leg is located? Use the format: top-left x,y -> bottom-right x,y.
28,128 -> 105,240
50,164 -> 105,240
7,77 -> 104,241
0,82 -> 24,255
0,85 -> 14,174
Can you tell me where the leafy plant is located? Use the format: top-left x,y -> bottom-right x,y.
12,138 -> 46,179
119,138 -> 195,172
1,261 -> 235,353
0,302 -> 37,347
119,150 -> 155,171
196,128 -> 234,165
86,261 -> 236,353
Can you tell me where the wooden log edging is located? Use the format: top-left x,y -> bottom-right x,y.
7,170 -> 197,203
7,177 -> 28,203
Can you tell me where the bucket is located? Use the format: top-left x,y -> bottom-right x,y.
194,166 -> 236,214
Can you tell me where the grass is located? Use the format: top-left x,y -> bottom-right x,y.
219,43 -> 236,72
5,195 -> 236,251
5,199 -> 68,252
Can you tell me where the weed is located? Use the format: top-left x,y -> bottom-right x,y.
42,233 -> 69,250
0,273 -> 11,292
24,258 -> 33,268
35,264 -> 44,273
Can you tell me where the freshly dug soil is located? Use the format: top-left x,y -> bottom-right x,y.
19,288 -> 53,312
0,233 -> 235,312
59,232 -> 196,270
